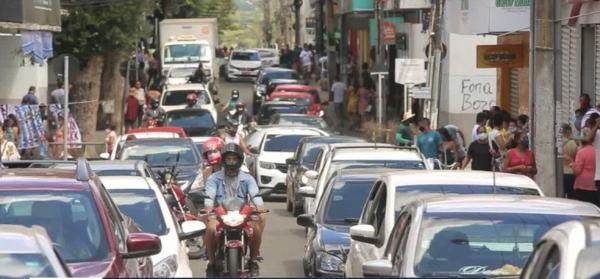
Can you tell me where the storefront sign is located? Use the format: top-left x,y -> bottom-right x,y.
395,59 -> 427,85
398,0 -> 431,9
476,44 -> 526,68
411,87 -> 431,99
383,22 -> 396,43
446,0 -> 530,34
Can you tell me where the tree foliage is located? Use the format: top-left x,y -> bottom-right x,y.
166,0 -> 237,33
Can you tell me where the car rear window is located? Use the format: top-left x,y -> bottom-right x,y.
0,253 -> 58,278
232,52 -> 260,61
162,90 -> 210,106
108,189 -> 167,236
264,134 -> 313,152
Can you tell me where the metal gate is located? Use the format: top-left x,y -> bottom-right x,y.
510,68 -> 520,116
561,25 -> 580,125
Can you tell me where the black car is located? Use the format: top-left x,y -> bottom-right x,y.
256,101 -> 307,125
116,138 -> 203,192
296,170 -> 381,277
253,67 -> 300,113
163,108 -> 218,138
285,136 -> 366,216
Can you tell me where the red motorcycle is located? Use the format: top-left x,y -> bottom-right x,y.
205,197 -> 266,277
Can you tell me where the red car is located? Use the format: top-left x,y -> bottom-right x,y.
273,84 -> 320,96
267,91 -> 324,116
0,159 -> 161,277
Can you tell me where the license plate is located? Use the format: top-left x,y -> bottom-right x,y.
242,71 -> 251,75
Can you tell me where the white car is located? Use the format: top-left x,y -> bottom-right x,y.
227,49 -> 263,81
357,195 -> 600,278
103,129 -> 184,160
344,170 -> 546,277
299,144 -> 430,216
247,127 -> 328,194
521,219 -> 600,279
99,175 -> 205,277
255,48 -> 280,67
160,83 -> 217,122
166,67 -> 197,85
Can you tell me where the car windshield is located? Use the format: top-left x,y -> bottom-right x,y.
232,52 -> 260,61
169,68 -> 196,78
164,44 -> 208,64
165,110 -> 216,137
163,90 -> 210,106
276,116 -> 328,129
414,212 -> 593,277
331,160 -> 426,174
94,169 -> 141,176
258,50 -> 275,58
394,185 -> 541,217
264,134 -> 313,152
108,189 -> 167,236
260,105 -> 306,121
323,180 -> 375,225
0,253 -> 57,278
0,191 -> 108,263
119,141 -> 200,167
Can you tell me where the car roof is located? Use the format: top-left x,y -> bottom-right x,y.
165,108 -> 212,115
233,49 -> 259,53
99,176 -> 153,191
122,137 -> 194,145
269,79 -> 301,84
274,84 -> 318,91
301,135 -> 366,144
278,113 -> 320,118
0,168 -> 87,191
264,127 -> 327,136
330,144 -> 422,161
271,91 -> 312,97
164,83 -> 207,91
421,195 -> 600,216
127,127 -> 187,137
332,168 -> 398,180
0,225 -> 51,254
89,160 -> 141,170
382,170 -> 540,190
262,101 -> 299,106
262,67 -> 295,73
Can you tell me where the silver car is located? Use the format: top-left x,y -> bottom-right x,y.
521,219 -> 600,279
357,195 -> 600,278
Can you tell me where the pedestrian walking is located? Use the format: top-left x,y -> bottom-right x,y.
346,85 -> 359,129
396,112 -> 415,146
472,112 -> 489,142
21,86 -> 39,105
125,89 -> 139,131
438,127 -> 460,167
462,126 -> 499,171
416,118 -> 442,160
571,135 -> 599,206
0,128 -> 20,161
133,81 -> 145,127
562,123 -> 578,198
50,82 -> 66,106
330,76 -> 347,129
299,44 -> 313,82
104,125 -> 118,157
503,131 -> 537,179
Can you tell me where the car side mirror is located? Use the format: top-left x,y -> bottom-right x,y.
99,153 -> 110,160
304,170 -> 319,180
296,214 -> 315,228
179,220 -> 206,240
122,233 -> 162,258
350,224 -> 378,245
362,259 -> 394,277
286,158 -> 297,165
298,186 -> 316,198
250,147 -> 260,154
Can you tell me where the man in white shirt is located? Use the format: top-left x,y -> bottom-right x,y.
299,45 -> 313,79
331,76 -> 347,129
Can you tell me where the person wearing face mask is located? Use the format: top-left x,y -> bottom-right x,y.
143,98 -> 166,127
416,118 -> 443,159
201,137 -> 225,184
222,118 -> 252,155
462,126 -> 498,171
222,89 -> 240,113
504,131 -> 537,178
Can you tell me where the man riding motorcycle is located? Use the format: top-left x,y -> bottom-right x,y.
142,98 -> 166,127
221,89 -> 240,113
203,143 -> 266,276
202,137 -> 225,184
222,118 -> 252,155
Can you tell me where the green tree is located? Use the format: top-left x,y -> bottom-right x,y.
164,0 -> 237,34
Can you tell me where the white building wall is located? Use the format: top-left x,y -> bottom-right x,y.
300,0 -> 315,45
0,35 -> 48,104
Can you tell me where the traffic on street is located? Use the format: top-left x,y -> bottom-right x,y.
2,0 -> 600,278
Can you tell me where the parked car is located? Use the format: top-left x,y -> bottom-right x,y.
102,127 -> 187,160
0,159 -> 161,277
521,219 -> 600,279
356,195 -> 600,278
267,91 -> 324,116
286,136 -> 366,215
246,126 -> 329,195
160,83 -> 217,121
256,101 -> 308,125
163,108 -> 218,143
99,175 -> 205,277
255,48 -> 280,67
273,84 -> 320,96
117,138 -> 203,192
270,114 -> 329,131
266,79 -> 303,97
296,169 -> 395,277
227,49 -> 262,82
253,67 -> 299,113
0,225 -> 71,278
300,144 -> 429,216
165,67 -> 197,85
344,171 -> 546,277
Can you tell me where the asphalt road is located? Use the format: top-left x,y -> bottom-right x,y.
190,79 -> 307,277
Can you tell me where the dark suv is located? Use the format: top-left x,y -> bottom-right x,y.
0,159 -> 161,277
253,67 -> 300,113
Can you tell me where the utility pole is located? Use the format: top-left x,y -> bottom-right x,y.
263,0 -> 272,46
293,0 -> 302,47
315,0 -> 325,54
427,0 -> 445,128
531,0 -> 559,196
325,0 -> 337,85
375,0 -> 385,65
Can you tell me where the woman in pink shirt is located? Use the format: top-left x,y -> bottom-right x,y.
571,138 -> 599,205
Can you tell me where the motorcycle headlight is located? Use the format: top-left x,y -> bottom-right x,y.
317,252 -> 344,272
221,211 -> 246,227
259,161 -> 275,169
154,254 -> 178,277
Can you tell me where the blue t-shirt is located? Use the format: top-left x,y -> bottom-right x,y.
417,130 -> 442,159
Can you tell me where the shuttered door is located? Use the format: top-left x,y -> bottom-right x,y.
509,68 -> 520,116
595,25 -> 600,103
561,25 -> 580,125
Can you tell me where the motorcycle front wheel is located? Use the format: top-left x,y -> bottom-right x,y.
227,247 -> 241,277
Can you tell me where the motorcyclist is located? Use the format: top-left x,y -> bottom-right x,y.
189,62 -> 207,84
203,143 -> 266,276
231,102 -> 253,132
185,93 -> 203,109
222,118 -> 252,155
142,98 -> 166,127
201,137 -> 225,184
221,89 -> 240,113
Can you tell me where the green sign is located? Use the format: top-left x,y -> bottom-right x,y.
495,0 -> 530,8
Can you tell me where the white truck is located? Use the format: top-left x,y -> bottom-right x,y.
159,18 -> 219,80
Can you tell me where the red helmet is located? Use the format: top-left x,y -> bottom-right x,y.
202,137 -> 224,165
186,93 -> 198,100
